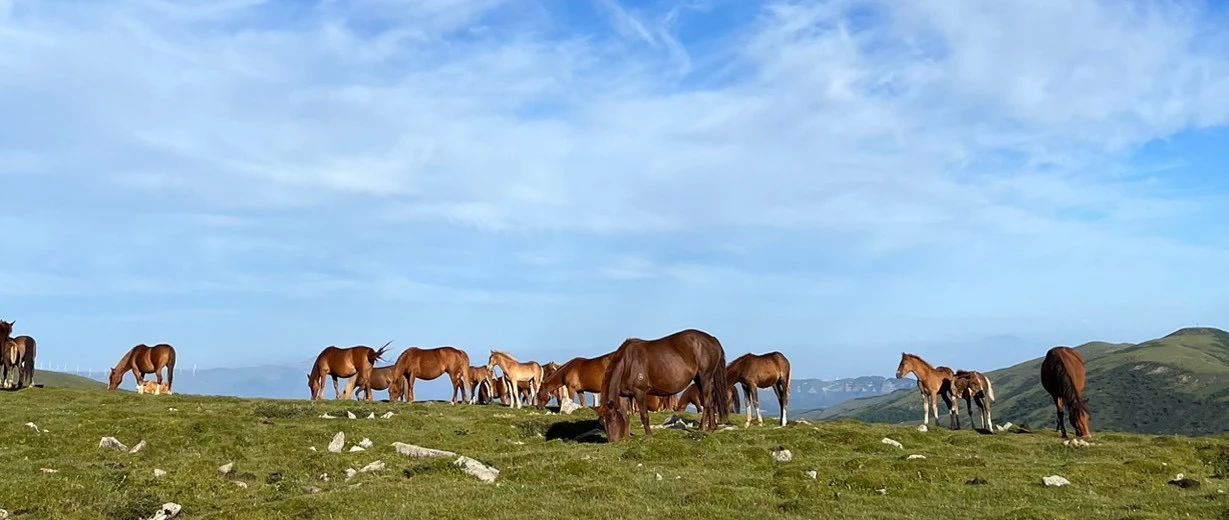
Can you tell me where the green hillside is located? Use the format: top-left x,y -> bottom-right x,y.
817,328 -> 1229,435
31,370 -> 107,390
1,388 -> 1227,518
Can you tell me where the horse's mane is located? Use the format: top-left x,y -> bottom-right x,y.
955,369 -> 973,376
902,353 -> 934,371
489,350 -> 518,362
113,346 -> 140,371
540,359 -> 571,391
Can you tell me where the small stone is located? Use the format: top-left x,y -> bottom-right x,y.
346,411 -> 357,419
804,470 -> 818,479
99,437 -> 128,452
771,448 -> 793,463
795,419 -> 812,425
655,473 -> 663,481
881,437 -> 904,449
358,438 -> 373,449
876,487 -> 887,495
345,468 -> 358,480
168,408 -> 178,412
308,446 -> 317,452
129,440 -> 147,454
144,502 -> 181,520
995,422 -> 1014,432
1168,475 -> 1201,489
218,462 -> 234,475
304,486 -> 321,494
381,411 -> 395,419
319,473 -> 330,482
1043,475 -> 1071,487
360,460 -> 386,473
391,443 -> 456,459
559,399 -> 581,415
349,446 -> 366,452
40,468 -> 58,474
320,413 -> 337,419
367,412 -> 376,419
454,456 -> 500,483
233,481 -> 248,489
906,454 -> 926,460
153,469 -> 167,478
916,424 -> 928,433
328,432 -> 345,453
25,422 -> 40,433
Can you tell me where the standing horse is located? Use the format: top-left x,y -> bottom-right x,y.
110,344 -> 177,393
390,346 -> 472,405
487,351 -> 542,409
598,329 -> 730,442
466,366 -> 496,404
727,352 -> 791,427
673,382 -> 741,415
0,320 -> 35,389
307,342 -> 390,401
357,365 -> 399,401
951,370 -> 995,431
1041,346 -> 1091,438
896,353 -> 957,427
537,353 -> 613,407
533,362 -> 567,408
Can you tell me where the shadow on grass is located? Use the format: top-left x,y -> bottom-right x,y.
544,419 -> 607,444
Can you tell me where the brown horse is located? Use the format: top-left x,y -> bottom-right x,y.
727,352 -> 791,427
307,342 -> 390,401
598,329 -> 730,442
532,362 -> 567,408
0,320 -> 35,389
466,366 -> 496,404
951,370 -> 995,431
896,353 -> 956,427
538,353 -> 613,407
672,382 -> 741,415
390,346 -> 472,405
110,344 -> 177,393
1041,346 -> 1091,438
487,351 -> 542,409
357,365 -> 399,401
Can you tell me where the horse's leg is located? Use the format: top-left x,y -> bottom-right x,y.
741,384 -> 753,427
965,395 -> 975,430
636,391 -> 652,436
978,395 -> 991,431
774,381 -> 788,426
342,376 -> 357,400
1055,397 -> 1067,438
755,387 -> 764,426
331,376 -> 341,400
921,392 -> 930,425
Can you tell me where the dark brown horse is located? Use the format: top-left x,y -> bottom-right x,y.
1041,346 -> 1091,438
357,365 -> 399,401
537,353 -> 613,407
896,353 -> 957,428
110,344 -> 177,392
727,352 -> 791,426
951,370 -> 995,431
673,382 -> 741,415
0,320 -> 35,389
307,343 -> 389,401
391,346 -> 472,405
598,329 -> 730,442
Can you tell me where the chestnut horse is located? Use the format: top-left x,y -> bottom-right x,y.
1041,346 -> 1091,438
390,346 -> 472,405
951,370 -> 995,431
727,352 -> 791,427
466,366 -> 496,404
896,353 -> 956,427
533,362 -> 566,408
598,329 -> 730,442
537,353 -> 613,407
0,320 -> 35,389
673,382 -> 741,415
487,351 -> 542,409
110,344 -> 177,393
357,365 -> 399,401
307,342 -> 390,401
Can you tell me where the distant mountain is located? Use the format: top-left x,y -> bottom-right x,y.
817,327 -> 1229,435
785,376 -> 913,413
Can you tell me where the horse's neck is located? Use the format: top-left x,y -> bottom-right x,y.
907,358 -> 935,378
114,348 -> 136,372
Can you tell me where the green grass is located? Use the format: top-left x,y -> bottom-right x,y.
1,388 -> 1228,519
819,327 -> 1229,435
30,371 -> 107,390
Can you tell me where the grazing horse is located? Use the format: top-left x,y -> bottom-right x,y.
357,365 -> 399,401
389,346 -> 472,405
673,382 -> 741,415
896,353 -> 957,427
951,370 -> 995,431
466,366 -> 496,404
110,344 -> 177,393
533,362 -> 567,408
727,352 -> 792,427
307,342 -> 390,401
537,353 -> 613,407
0,320 -> 35,389
598,329 -> 730,442
1041,346 -> 1091,438
487,351 -> 542,409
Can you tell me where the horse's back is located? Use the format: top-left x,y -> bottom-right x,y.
1042,346 -> 1085,392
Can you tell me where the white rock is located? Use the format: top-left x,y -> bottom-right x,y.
907,454 -> 927,460
804,470 -> 818,479
559,399 -> 581,415
40,468 -> 58,474
995,422 -> 1014,432
153,469 -> 167,478
345,468 -> 358,481
327,432 -> 345,453
99,437 -> 128,452
233,481 -> 248,489
454,456 -> 500,483
346,411 -> 357,419
916,424 -> 928,433
771,448 -> 793,463
1064,438 -> 1091,448
655,473 -> 663,481
319,473 -> 330,482
1043,475 -> 1071,487
367,412 -> 376,420
1,508 -> 9,519
881,437 -> 904,449
320,413 -> 337,419
168,408 -> 178,412
25,422 -> 40,433
391,442 -> 456,459
308,447 -> 317,452
795,419 -> 812,425
876,487 -> 887,495
218,462 -> 234,475
349,446 -> 366,453
359,460 -> 386,473
358,438 -> 373,449
143,503 -> 181,520
380,411 -> 395,419
1175,473 -> 1185,480
129,440 -> 147,454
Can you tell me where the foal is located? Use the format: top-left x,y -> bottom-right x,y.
895,353 -> 956,427
951,370 -> 995,431
487,351 -> 542,409
726,352 -> 791,427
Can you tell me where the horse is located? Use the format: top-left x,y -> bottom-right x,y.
0,320 -> 35,389
727,352 -> 791,427
307,342 -> 390,401
137,381 -> 173,395
896,353 -> 957,427
487,351 -> 542,409
629,394 -> 677,413
1041,346 -> 1091,438
598,329 -> 730,442
951,370 -> 995,431
672,382 -> 741,415
533,362 -> 568,408
390,346 -> 472,405
110,344 -> 177,393
466,366 -> 496,404
357,365 -> 399,401
537,353 -> 613,408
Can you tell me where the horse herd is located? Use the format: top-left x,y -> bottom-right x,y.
3,319 -> 1093,442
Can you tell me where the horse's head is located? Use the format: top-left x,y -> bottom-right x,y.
597,401 -> 629,442
486,351 -> 500,374
1072,399 -> 1092,439
306,372 -> 322,400
895,353 -> 912,379
0,320 -> 12,342
388,376 -> 404,402
107,368 -> 124,390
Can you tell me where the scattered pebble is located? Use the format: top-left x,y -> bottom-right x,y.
367,412 -> 376,420
328,432 -> 345,453
358,438 -> 373,449
995,422 -> 1014,432
916,424 -> 928,433
232,481 -> 248,489
346,411 -> 357,419
881,437 -> 904,449
380,411 -> 395,419
40,468 -> 58,474
771,448 -> 793,463
360,460 -> 386,473
876,487 -> 887,495
308,447 -> 317,452
320,413 -> 337,419
129,440 -> 147,454
1043,475 -> 1071,487
218,462 -> 234,475
906,454 -> 927,460
153,469 -> 167,478
144,502 -> 181,520
168,408 -> 178,412
349,446 -> 366,453
319,473 -> 330,482
655,473 -> 663,481
25,422 -> 40,434
99,437 -> 128,452
454,456 -> 500,483
345,468 -> 358,481
804,470 -> 818,479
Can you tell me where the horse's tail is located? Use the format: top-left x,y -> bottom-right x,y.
166,346 -> 176,391
3,340 -> 15,366
782,358 -> 792,409
371,341 -> 393,364
710,339 -> 730,423
983,373 -> 995,402
1050,354 -> 1088,421
21,338 -> 36,386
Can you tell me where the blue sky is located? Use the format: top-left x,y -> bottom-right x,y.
3,0 -> 1229,379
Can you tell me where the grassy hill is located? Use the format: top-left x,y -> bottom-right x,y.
31,370 -> 107,390
816,328 -> 1229,435
1,388 -> 1227,518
